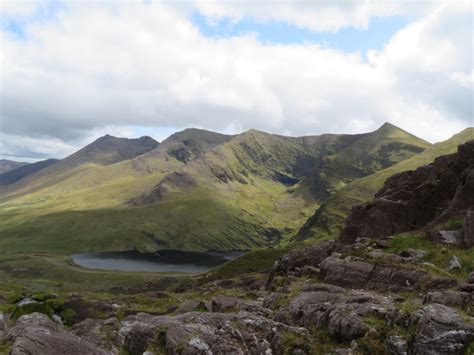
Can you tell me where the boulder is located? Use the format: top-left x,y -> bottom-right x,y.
175,300 -> 208,314
340,141 -> 474,243
319,256 -> 436,291
3,313 -> 110,355
121,311 -> 309,355
387,335 -> 408,355
448,255 -> 462,270
276,289 -> 396,341
210,296 -> 256,313
412,304 -> 474,354
424,291 -> 472,308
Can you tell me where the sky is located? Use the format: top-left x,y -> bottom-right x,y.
0,0 -> 473,161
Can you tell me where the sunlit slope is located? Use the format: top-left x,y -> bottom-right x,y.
0,124 -> 431,254
295,127 -> 474,242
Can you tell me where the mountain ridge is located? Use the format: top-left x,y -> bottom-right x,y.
0,122 -> 435,254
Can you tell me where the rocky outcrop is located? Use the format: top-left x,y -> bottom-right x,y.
319,256 -> 457,292
340,140 -> 474,243
412,304 -> 474,355
275,286 -> 400,341
266,240 -> 335,289
3,313 -> 110,355
121,311 -> 309,355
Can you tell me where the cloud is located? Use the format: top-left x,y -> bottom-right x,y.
191,0 -> 437,32
0,1 -> 472,160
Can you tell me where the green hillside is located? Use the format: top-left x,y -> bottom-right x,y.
0,124 -> 431,254
295,127 -> 474,242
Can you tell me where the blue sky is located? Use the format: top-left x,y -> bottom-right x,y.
191,12 -> 414,56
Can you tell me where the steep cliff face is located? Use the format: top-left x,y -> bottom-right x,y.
340,140 -> 474,244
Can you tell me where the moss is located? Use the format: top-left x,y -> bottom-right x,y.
12,302 -> 54,321
440,218 -> 464,230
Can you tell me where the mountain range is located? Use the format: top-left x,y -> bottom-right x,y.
0,123 -> 472,254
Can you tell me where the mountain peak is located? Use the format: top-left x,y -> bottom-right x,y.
378,122 -> 399,131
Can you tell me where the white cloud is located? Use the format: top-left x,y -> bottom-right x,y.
0,1 -> 472,159
192,0 -> 439,32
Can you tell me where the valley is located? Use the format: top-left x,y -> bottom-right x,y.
0,125 -> 472,354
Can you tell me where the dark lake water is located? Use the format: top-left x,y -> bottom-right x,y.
71,250 -> 246,273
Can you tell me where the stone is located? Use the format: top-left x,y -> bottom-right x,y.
4,313 -> 110,355
468,272 -> 474,284
437,230 -> 463,245
462,210 -> 474,247
387,335 -> 408,355
398,248 -> 428,260
276,289 -> 396,341
319,256 -> 434,291
448,255 -> 462,270
210,296 -> 245,312
424,291 -> 472,308
16,298 -> 38,307
0,312 -> 10,331
412,304 -> 474,355
340,141 -> 474,243
121,311 -> 309,355
295,265 -> 320,277
175,300 -> 207,314
52,314 -> 63,325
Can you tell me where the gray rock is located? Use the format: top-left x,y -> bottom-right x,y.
175,300 -> 207,314
448,255 -> 462,270
210,296 -> 247,312
121,311 -> 309,355
463,210 -> 474,247
16,298 -> 38,307
398,248 -> 428,260
387,335 -> 408,355
4,313 -> 111,355
295,265 -> 320,277
0,312 -> 10,331
276,289 -> 396,341
438,230 -> 463,245
412,304 -> 474,355
52,314 -> 63,325
468,272 -> 474,284
425,291 -> 472,308
320,256 -> 434,291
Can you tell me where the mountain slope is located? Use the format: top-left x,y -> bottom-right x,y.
0,124 -> 431,254
0,159 -> 59,185
0,135 -> 160,199
0,159 -> 29,174
295,127 -> 474,242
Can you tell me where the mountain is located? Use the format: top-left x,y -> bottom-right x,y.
340,139 -> 474,244
0,124 -> 430,254
295,127 -> 474,242
2,141 -> 473,352
56,134 -> 159,167
0,159 -> 29,174
0,159 -> 59,185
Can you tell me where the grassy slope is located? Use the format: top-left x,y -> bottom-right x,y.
0,126 -> 431,254
295,127 -> 474,242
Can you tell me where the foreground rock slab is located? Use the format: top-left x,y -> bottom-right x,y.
3,313 -> 111,355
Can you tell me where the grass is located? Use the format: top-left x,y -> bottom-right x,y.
0,124 -> 433,255
386,233 -> 474,280
296,127 -> 474,242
